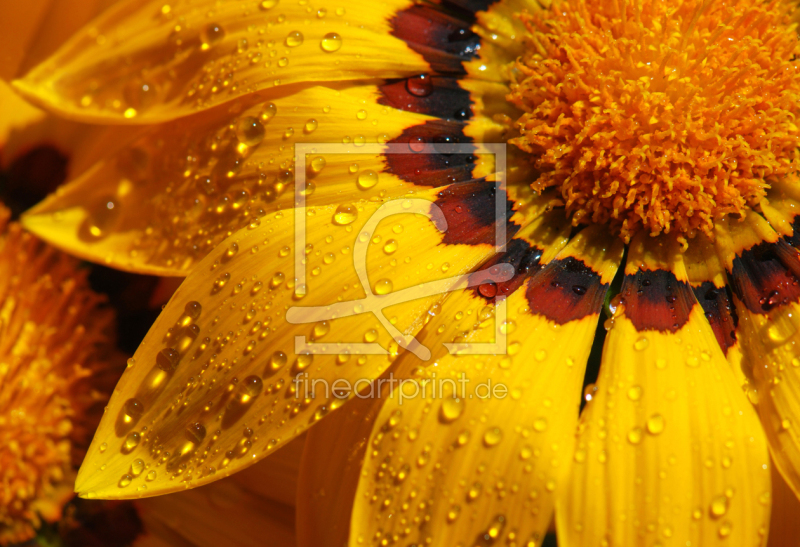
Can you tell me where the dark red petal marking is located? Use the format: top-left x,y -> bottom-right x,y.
378,76 -> 472,121
526,257 -> 609,324
692,281 -> 738,355
435,179 -> 519,246
620,270 -> 695,333
471,239 -> 544,300
389,5 -> 481,74
729,239 -> 800,314
384,120 -> 476,187
444,0 -> 501,14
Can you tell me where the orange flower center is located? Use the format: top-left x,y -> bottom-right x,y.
508,0 -> 800,242
0,206 -> 116,545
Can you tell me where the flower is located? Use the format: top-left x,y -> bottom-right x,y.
9,0 -> 800,545
0,204 -> 117,545
0,148 -> 302,547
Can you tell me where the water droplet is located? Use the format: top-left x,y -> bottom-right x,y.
235,116 -> 265,146
185,301 -> 202,319
119,474 -> 132,488
260,102 -> 277,122
333,204 -> 358,225
85,197 -> 119,240
486,515 -> 506,540
305,119 -> 318,133
146,470 -> 157,481
374,278 -> 393,295
259,0 -> 278,10
406,75 -> 433,97
467,481 -> 482,501
196,176 -> 215,196
627,385 -> 642,401
285,31 -> 304,47
201,23 -> 225,48
356,170 -> 379,190
185,423 -> 207,444
124,398 -> 144,421
99,442 -> 108,453
628,427 -> 643,444
277,57 -> 289,67
634,336 -> 649,351
309,156 -> 326,174
710,494 -> 729,518
447,504 -> 461,522
364,329 -> 378,343
320,32 -> 342,52
719,521 -> 733,538
383,410 -> 402,431
383,239 -> 398,254
123,81 -> 157,112
240,375 -> 263,400
533,417 -> 548,432
295,353 -> 314,372
226,242 -> 239,259
646,414 -> 665,435
131,459 -> 145,476
356,109 -> 367,120
156,348 -> 180,371
483,427 -> 503,447
439,397 -> 464,423
270,351 -> 287,370
123,432 -> 141,453
214,272 -> 230,291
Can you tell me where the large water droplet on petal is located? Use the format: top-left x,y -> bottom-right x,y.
357,170 -> 379,190
286,30 -> 304,47
320,32 -> 342,52
439,397 -> 464,423
333,204 -> 358,225
235,116 -> 265,147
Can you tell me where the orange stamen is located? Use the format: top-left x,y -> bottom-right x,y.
508,0 -> 800,242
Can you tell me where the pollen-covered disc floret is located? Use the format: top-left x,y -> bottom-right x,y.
0,206 -> 115,545
508,0 -> 800,241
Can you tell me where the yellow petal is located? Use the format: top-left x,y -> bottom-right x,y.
298,210 -> 572,547
75,175 -> 535,499
714,212 -> 800,500
0,81 -> 44,146
683,233 -> 747,388
559,232 -> 771,547
462,0 -> 537,82
22,85 -> 518,275
13,0 -> 428,123
349,225 -> 623,546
